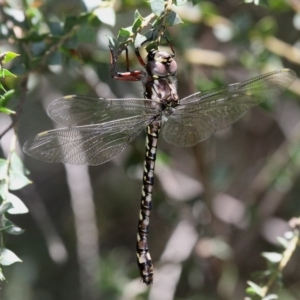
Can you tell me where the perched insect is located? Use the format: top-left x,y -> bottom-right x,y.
23,42 -> 296,284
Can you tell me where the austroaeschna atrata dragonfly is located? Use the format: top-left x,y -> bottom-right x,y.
23,42 -> 296,285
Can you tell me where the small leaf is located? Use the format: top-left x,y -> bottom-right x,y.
132,16 -> 143,33
47,51 -> 62,66
0,248 -> 22,266
246,281 -> 264,296
0,159 -> 7,179
262,294 -> 278,300
277,236 -> 289,248
134,33 -> 148,48
117,27 -> 132,43
64,35 -> 78,49
0,82 -> 6,92
175,0 -> 190,5
31,41 -> 46,56
6,225 -> 25,235
2,7 -> 25,22
165,11 -> 183,26
0,268 -> 5,281
64,15 -> 78,33
3,220 -> 24,235
149,0 -> 165,16
262,252 -> 282,264
2,52 -> 19,64
134,10 -> 143,21
0,89 -> 15,107
77,23 -> 95,43
49,21 -> 63,36
9,152 -> 32,190
7,193 -> 29,214
94,7 -> 116,26
0,202 -> 13,215
1,68 -> 16,77
0,53 -> 6,64
145,41 -> 158,53
0,107 -> 15,115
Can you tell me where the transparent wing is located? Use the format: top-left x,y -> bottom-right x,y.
23,115 -> 155,165
48,95 -> 161,126
162,115 -> 215,147
163,69 -> 295,147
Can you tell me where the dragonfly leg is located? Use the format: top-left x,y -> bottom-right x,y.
109,46 -> 144,81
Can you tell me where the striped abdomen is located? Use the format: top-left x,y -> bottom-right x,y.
136,121 -> 160,285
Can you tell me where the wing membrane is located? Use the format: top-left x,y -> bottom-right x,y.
163,69 -> 295,146
162,115 -> 215,147
48,95 -> 161,126
23,115 -> 155,165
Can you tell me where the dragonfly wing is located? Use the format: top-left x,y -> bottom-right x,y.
163,69 -> 295,147
176,69 -> 296,131
162,115 -> 215,147
23,115 -> 155,165
47,95 -> 161,126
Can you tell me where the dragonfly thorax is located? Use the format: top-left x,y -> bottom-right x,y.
146,49 -> 177,78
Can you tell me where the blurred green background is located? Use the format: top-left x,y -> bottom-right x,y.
0,0 -> 300,299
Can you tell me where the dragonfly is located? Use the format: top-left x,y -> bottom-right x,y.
23,41 -> 296,285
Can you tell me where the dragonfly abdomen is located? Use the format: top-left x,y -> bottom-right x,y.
136,122 -> 161,284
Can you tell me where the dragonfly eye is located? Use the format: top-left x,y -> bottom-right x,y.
146,51 -> 177,77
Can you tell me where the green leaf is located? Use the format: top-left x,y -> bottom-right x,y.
149,0 -> 165,16
145,41 -> 158,53
132,16 -> 143,33
31,41 -> 47,56
134,33 -> 148,48
262,252 -> 282,264
3,219 -> 25,235
117,27 -> 132,43
93,7 -> 115,27
0,83 -> 6,92
64,15 -> 78,33
9,152 -> 32,190
47,51 -> 62,66
2,7 -> 25,23
64,35 -> 78,49
77,23 -> 95,43
0,159 -> 7,180
175,0 -> 190,5
2,51 -> 19,64
277,236 -> 289,248
134,10 -> 143,21
165,11 -> 183,26
262,294 -> 278,300
255,16 -> 277,37
86,13 -> 101,27
0,107 -> 15,115
1,68 -> 16,77
134,28 -> 159,48
0,89 -> 15,108
0,202 -> 13,215
246,281 -> 264,296
7,193 -> 29,214
0,53 -> 6,65
107,36 -> 119,48
48,21 -> 63,36
0,248 -> 22,266
0,268 -> 5,281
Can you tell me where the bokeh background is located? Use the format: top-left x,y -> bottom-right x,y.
1,0 -> 300,299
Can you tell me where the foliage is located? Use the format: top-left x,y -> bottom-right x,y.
0,52 -> 29,280
246,219 -> 300,299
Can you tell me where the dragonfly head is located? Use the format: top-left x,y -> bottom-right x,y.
146,49 -> 177,78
